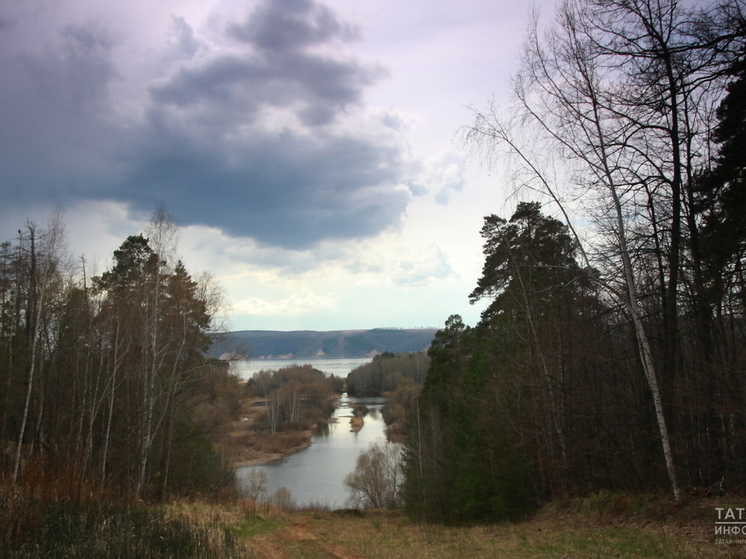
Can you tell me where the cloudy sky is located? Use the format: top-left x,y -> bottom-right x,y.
0,0 -> 556,331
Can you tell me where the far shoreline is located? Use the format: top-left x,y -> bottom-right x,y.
229,356 -> 374,381
231,436 -> 314,468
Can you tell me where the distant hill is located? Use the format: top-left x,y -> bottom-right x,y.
210,328 -> 438,360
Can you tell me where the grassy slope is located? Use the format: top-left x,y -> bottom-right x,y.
4,494 -> 743,558
232,494 -> 743,559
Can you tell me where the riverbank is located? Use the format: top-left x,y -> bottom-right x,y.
222,397 -> 321,467
228,431 -> 314,468
224,394 -> 373,468
233,394 -> 390,509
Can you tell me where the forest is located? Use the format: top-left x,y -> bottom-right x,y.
0,209 -> 242,501
245,364 -> 342,434
346,352 -> 429,397
1,0 -> 745,550
402,0 -> 746,524
346,352 -> 430,441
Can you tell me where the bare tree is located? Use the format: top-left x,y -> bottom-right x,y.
11,216 -> 68,484
464,0 -> 744,501
344,439 -> 402,509
243,468 -> 269,501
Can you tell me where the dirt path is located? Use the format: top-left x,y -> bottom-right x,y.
251,535 -> 292,559
248,518 -> 364,559
318,543 -> 364,559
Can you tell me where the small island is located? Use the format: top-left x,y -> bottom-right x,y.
221,364 -> 343,467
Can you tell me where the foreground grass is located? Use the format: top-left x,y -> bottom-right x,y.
246,494 -> 745,559
296,510 -> 717,559
0,492 -> 255,559
2,492 -> 744,558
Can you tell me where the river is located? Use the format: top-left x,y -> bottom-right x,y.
235,394 -> 391,509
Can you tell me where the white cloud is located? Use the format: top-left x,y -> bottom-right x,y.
233,289 -> 335,317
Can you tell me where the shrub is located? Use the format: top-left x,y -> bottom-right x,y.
344,439 -> 402,509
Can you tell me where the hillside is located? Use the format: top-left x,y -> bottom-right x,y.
210,328 -> 438,360
5,494 -> 730,559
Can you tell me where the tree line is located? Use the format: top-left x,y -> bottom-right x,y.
402,0 -> 746,524
346,352 -> 429,397
245,364 -> 342,434
346,352 -> 429,441
0,209 -> 240,500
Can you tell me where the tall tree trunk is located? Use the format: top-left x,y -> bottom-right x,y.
610,184 -> 681,502
12,230 -> 41,484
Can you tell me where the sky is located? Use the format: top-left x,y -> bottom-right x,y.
0,0 -> 557,332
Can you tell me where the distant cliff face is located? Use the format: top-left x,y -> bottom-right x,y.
210,328 -> 438,360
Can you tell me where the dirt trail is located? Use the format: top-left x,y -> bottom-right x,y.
248,518 -> 364,559
319,543 -> 364,559
251,535 -> 292,559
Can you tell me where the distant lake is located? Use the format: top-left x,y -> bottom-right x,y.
230,357 -> 372,380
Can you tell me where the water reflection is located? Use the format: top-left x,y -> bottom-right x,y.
236,394 -> 388,509
315,422 -> 331,437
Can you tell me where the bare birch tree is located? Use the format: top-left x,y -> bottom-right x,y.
12,216 -> 68,484
464,0 -> 744,500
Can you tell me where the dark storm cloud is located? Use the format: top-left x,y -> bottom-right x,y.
0,0 -> 412,249
0,16 -> 13,32
121,128 -> 410,248
3,19 -> 118,115
149,0 -> 383,127
0,16 -> 121,205
167,16 -> 201,59
227,0 -> 360,52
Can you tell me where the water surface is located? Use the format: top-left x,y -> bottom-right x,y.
231,357 -> 372,379
236,394 -> 388,509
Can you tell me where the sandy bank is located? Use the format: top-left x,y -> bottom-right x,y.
230,433 -> 314,468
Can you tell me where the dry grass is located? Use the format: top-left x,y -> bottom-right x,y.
219,398 -> 317,467
232,495 -> 746,559
0,491 -> 255,559
224,430 -> 313,467
4,491 -> 744,559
